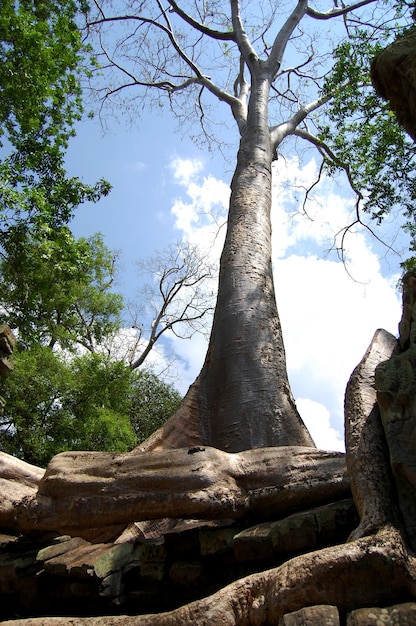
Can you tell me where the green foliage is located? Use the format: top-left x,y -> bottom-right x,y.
0,348 -> 137,466
0,346 -> 183,465
129,370 -> 182,443
0,0 -> 85,148
0,230 -> 123,351
0,1 -> 186,464
0,0 -> 110,249
66,353 -> 136,453
317,25 -> 416,260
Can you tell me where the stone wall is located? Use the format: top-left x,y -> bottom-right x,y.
1,499 -> 357,621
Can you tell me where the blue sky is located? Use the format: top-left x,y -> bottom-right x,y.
64,106 -> 404,453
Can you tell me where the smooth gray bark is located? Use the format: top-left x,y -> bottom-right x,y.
140,74 -> 314,453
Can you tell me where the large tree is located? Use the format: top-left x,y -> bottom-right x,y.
82,0 -> 414,452
2,6 -> 416,624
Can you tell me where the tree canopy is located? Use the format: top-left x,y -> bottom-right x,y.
0,0 -> 110,266
0,229 -> 123,351
0,344 -> 183,465
84,0 -> 415,260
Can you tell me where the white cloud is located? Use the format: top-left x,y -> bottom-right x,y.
165,155 -> 402,449
275,253 -> 400,445
170,165 -> 229,258
296,398 -> 345,451
170,157 -> 204,186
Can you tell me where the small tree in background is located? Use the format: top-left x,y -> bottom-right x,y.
128,370 -> 182,444
0,348 -> 137,466
0,230 -> 123,352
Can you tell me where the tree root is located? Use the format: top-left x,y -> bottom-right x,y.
1,446 -> 349,537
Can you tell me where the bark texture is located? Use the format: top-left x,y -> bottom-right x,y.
1,446 -> 348,537
0,453 -> 43,523
139,78 -> 314,453
371,28 -> 416,141
344,328 -> 401,539
375,270 -> 416,549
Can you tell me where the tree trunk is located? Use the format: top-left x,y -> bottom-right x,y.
140,77 -> 314,452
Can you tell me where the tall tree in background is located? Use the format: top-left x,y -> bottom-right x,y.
85,0 -> 414,452
0,0 -> 110,266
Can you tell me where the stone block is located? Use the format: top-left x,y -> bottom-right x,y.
199,528 -> 236,555
139,561 -> 166,581
89,543 -> 133,579
37,536 -> 89,563
0,550 -> 38,580
69,543 -> 133,579
99,571 -> 124,598
169,561 -> 204,586
347,603 -> 416,625
43,544 -> 98,577
134,537 -> 166,562
280,604 -> 340,625
314,499 -> 358,544
269,513 -> 317,554
42,542 -> 133,579
233,523 -> 274,562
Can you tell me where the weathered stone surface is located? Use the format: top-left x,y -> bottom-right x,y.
233,499 -> 357,562
169,561 -> 204,586
99,571 -> 124,599
347,602 -> 416,625
0,549 -> 38,581
376,271 -> 416,548
133,537 -> 166,581
234,522 -> 274,561
42,542 -> 133,579
36,536 -> 89,563
1,527 -> 415,626
280,605 -> 339,625
314,498 -> 358,541
199,527 -> 237,555
371,29 -> 416,141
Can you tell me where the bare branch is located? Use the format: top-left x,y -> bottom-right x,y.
291,127 -> 400,273
166,0 -> 236,42
230,0 -> 259,70
128,241 -> 215,371
270,91 -> 333,147
266,0 -> 308,80
306,0 -> 378,20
